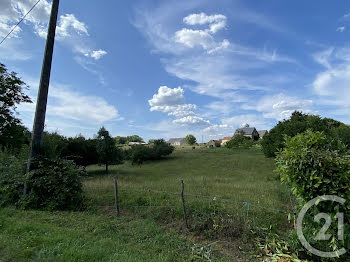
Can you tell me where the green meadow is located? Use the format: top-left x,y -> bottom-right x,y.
0,147 -> 293,261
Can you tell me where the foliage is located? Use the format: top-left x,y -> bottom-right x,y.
0,147 -> 85,211
185,134 -> 197,145
0,147 -> 27,207
96,127 -> 123,174
0,63 -> 32,152
252,226 -> 306,262
64,135 -> 98,166
331,123 -> 350,148
225,131 -> 255,149
276,130 -> 350,205
39,132 -> 99,166
261,111 -> 348,158
276,130 -> 350,259
41,131 -> 68,159
23,157 -> 85,211
129,139 -> 174,165
115,135 -> 144,145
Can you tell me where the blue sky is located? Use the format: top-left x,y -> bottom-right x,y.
1,0 -> 349,142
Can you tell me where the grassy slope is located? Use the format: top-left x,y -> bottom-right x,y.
0,147 -> 291,261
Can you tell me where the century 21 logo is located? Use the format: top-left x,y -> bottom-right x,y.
296,195 -> 346,258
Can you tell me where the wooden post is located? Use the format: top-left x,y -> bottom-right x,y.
181,180 -> 189,229
25,0 -> 60,194
114,176 -> 120,217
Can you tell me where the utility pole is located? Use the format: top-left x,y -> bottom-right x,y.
25,0 -> 60,194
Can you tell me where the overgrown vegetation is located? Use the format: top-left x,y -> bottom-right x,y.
185,134 -> 197,145
115,135 -> 144,145
276,130 -> 350,260
261,111 -> 350,157
128,139 -> 174,165
0,63 -> 32,153
225,131 -> 256,149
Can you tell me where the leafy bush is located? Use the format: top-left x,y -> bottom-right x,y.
185,134 -> 196,145
22,157 -> 85,210
261,111 -> 348,157
0,149 -> 85,211
0,148 -> 27,206
225,133 -> 255,149
276,130 -> 350,258
129,139 -> 174,165
276,130 -> 350,204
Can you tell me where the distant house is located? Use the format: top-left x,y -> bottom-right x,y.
234,127 -> 259,140
208,140 -> 221,147
221,136 -> 233,145
168,138 -> 186,146
257,130 -> 268,139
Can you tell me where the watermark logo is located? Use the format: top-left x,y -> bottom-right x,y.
296,195 -> 346,258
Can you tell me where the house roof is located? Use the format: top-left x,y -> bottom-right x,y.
209,140 -> 220,143
168,138 -> 185,143
235,127 -> 257,135
257,130 -> 268,136
222,136 -> 232,140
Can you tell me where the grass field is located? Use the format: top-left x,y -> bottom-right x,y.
0,147 -> 293,261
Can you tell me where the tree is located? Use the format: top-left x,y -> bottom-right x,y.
276,130 -> 350,256
96,127 -> 123,175
185,134 -> 196,145
261,111 -> 346,157
115,136 -> 127,145
126,135 -> 144,143
225,131 -> 254,149
129,139 -> 174,165
0,63 -> 32,151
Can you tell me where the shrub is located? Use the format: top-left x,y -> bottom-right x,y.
185,134 -> 196,145
276,130 -> 350,204
276,130 -> 350,258
225,133 -> 255,149
22,157 -> 85,210
261,111 -> 348,157
0,148 -> 27,206
129,139 -> 174,165
0,149 -> 85,211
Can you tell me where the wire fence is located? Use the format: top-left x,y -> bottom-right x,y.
92,178 -> 298,230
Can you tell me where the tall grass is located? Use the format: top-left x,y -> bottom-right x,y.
85,147 -> 293,233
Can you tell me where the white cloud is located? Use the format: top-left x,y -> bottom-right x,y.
221,114 -> 271,129
0,0 -> 107,68
148,86 -> 197,117
173,115 -> 210,126
56,14 -> 89,39
175,28 -> 214,49
49,88 -> 121,123
149,86 -> 212,128
18,78 -> 122,127
336,26 -> 346,33
183,13 -> 226,26
313,48 -> 334,68
343,12 -> 350,20
242,93 -> 313,121
183,12 -> 227,33
149,86 -> 185,106
311,47 -> 350,117
0,22 -> 21,39
174,13 -> 229,53
89,49 -> 108,60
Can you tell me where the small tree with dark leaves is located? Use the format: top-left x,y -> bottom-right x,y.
96,127 -> 123,175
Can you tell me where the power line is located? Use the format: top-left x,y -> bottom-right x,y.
0,0 -> 42,46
